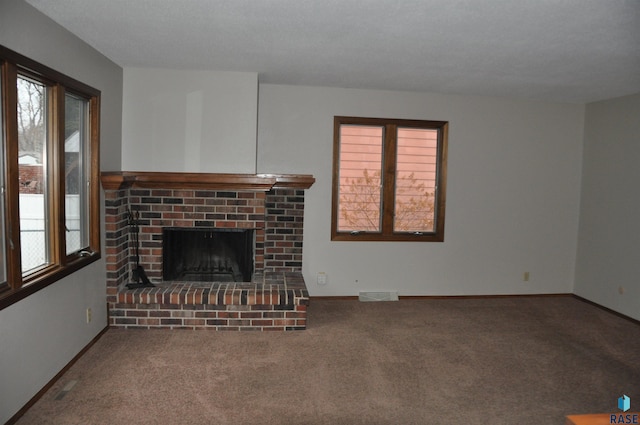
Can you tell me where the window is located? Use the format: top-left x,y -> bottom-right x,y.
332,116 -> 448,242
17,75 -> 50,272
0,45 -> 101,309
0,75 -> 6,286
64,92 -> 90,255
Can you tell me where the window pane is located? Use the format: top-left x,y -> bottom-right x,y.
394,128 -> 438,233
338,125 -> 383,232
65,94 -> 89,254
17,77 -> 49,273
0,76 -> 6,284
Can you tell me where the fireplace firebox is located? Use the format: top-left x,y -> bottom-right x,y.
163,228 -> 254,282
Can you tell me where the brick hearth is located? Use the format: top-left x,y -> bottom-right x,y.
101,172 -> 315,331
113,272 -> 308,331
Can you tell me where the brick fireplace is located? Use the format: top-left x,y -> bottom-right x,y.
101,172 -> 315,331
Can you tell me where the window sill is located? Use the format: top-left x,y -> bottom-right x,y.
0,253 -> 101,310
331,232 -> 444,242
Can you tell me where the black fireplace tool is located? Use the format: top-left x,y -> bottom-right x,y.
126,208 -> 154,289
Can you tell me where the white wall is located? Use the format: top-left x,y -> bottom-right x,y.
0,0 -> 122,422
258,84 -> 585,296
122,67 -> 258,173
575,93 -> 640,321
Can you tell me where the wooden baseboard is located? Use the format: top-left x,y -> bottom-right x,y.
400,293 -> 573,300
310,293 -> 574,301
309,293 -> 639,327
572,294 -> 640,326
5,325 -> 109,425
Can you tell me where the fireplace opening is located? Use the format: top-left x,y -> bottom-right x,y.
163,228 -> 254,282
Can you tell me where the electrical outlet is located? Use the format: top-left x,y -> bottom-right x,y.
316,272 -> 327,285
86,308 -> 92,323
618,286 -> 625,295
523,272 -> 530,282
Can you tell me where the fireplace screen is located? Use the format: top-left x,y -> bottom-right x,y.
163,228 -> 254,282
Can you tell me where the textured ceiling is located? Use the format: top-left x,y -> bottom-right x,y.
25,0 -> 640,103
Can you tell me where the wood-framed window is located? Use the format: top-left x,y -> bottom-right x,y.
332,116 -> 448,242
0,45 -> 101,309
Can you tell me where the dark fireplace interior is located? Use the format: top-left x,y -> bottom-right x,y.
163,228 -> 254,282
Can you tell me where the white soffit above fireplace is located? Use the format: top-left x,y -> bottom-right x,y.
121,68 -> 259,174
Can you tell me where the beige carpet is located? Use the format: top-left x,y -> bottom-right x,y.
16,297 -> 640,424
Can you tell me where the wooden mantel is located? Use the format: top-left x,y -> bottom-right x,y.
100,171 -> 315,191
